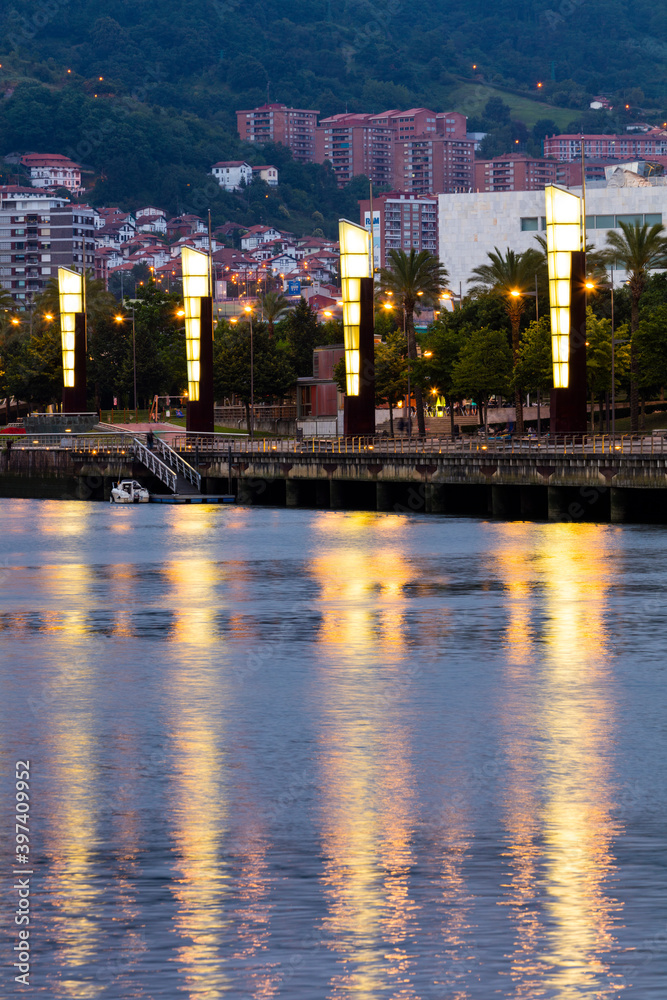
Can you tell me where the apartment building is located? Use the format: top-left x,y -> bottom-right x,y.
317,108 -> 473,191
315,113 -> 395,187
393,134 -> 475,194
474,154 -> 559,192
236,103 -> 319,162
359,192 -> 438,268
544,130 -> 667,161
0,186 -> 95,305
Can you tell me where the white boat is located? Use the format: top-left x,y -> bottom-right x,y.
110,480 -> 150,504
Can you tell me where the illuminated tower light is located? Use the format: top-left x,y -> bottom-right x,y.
339,220 -> 370,397
545,185 -> 581,389
181,246 -> 209,402
58,267 -> 83,388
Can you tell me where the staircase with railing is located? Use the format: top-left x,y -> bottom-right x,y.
132,439 -> 177,492
153,438 -> 201,493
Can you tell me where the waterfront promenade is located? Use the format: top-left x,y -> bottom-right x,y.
4,431 -> 667,522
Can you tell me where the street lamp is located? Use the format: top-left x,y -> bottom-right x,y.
244,304 -> 255,439
114,308 -> 137,418
382,298 -> 411,436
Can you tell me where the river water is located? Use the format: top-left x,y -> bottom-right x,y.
0,500 -> 666,999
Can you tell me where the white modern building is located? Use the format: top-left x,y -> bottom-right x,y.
211,160 -> 252,191
438,185 -> 667,291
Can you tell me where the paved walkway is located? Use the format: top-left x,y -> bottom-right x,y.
97,421 -> 184,444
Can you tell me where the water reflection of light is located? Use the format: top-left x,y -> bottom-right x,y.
41,500 -> 93,536
165,553 -> 275,998
311,534 -> 419,998
43,717 -> 104,998
164,559 -> 219,646
493,523 -> 624,998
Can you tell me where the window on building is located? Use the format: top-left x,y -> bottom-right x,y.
616,214 -> 643,227
520,218 -> 539,231
596,215 -> 614,229
645,213 -> 663,225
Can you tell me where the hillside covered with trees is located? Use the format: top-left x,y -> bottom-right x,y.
1,0 -> 666,232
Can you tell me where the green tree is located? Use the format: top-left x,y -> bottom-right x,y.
469,246 -> 544,434
3,318 -> 62,410
602,221 -> 667,432
586,308 -> 613,432
634,304 -> 667,424
213,320 -> 295,433
279,298 -> 320,377
514,316 -> 552,398
451,327 -> 512,434
374,330 -> 407,436
115,283 -> 186,408
378,249 -> 449,436
417,320 -> 465,437
259,291 -> 291,338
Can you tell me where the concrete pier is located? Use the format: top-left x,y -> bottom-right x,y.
6,434 -> 667,524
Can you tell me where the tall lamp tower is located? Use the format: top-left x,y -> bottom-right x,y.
181,246 -> 214,433
545,185 -> 587,433
58,267 -> 87,413
339,219 -> 375,436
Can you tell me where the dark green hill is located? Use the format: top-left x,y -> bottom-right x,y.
1,0 -> 665,230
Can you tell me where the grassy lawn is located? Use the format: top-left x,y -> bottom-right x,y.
610,408 -> 667,434
448,81 -> 575,129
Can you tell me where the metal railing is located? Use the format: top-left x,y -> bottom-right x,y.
132,439 -> 176,492
167,432 -> 667,458
154,438 -> 201,491
6,431 -> 667,462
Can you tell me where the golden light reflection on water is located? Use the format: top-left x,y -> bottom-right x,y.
165,555 -> 277,999
164,559 -> 220,647
493,522 -> 624,997
311,519 -> 419,998
43,711 -> 103,997
40,499 -> 94,537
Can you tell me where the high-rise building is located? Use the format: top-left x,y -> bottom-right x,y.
236,103 -> 319,162
0,187 -> 95,306
393,135 -> 475,195
315,113 -> 395,187
474,154 -> 560,192
359,192 -> 438,269
544,130 -> 667,161
316,108 -> 473,192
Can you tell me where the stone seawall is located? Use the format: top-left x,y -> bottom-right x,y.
0,448 -> 160,501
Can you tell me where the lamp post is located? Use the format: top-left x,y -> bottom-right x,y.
244,304 -> 254,439
586,269 -> 627,437
383,298 -> 410,436
115,307 -> 137,419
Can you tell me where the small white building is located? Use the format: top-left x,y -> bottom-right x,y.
211,160 -> 252,191
136,206 -> 166,219
240,225 -> 283,250
21,153 -> 82,192
268,252 -> 299,275
251,165 -> 279,186
136,213 -> 168,235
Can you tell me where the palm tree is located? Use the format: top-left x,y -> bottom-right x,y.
378,249 -> 449,436
469,247 -> 543,434
259,291 -> 291,338
602,221 -> 667,432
